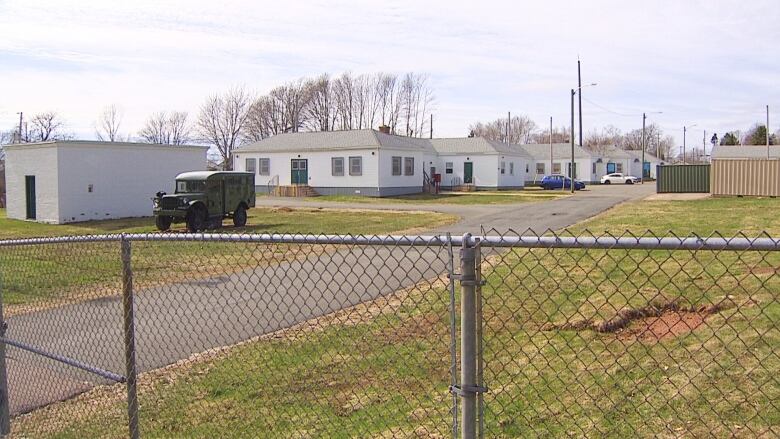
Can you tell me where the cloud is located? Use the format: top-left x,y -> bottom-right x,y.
1,0 -> 779,146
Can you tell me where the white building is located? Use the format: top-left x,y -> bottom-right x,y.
587,145 -> 633,180
234,129 -> 533,196
624,149 -> 665,179
520,143 -> 596,183
4,141 -> 207,223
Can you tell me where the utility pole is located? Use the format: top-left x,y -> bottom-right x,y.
430,114 -> 433,139
703,130 -> 706,163
767,105 -> 771,159
549,116 -> 553,177
577,59 -> 583,146
683,126 -> 687,165
17,112 -> 23,143
506,111 -> 510,143
641,113 -> 646,184
570,89 -> 576,193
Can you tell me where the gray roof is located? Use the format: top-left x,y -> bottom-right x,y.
712,145 -> 780,159
585,145 -> 632,159
429,137 -> 532,157
176,171 -> 251,180
237,129 -> 436,154
520,143 -> 593,160
3,140 -> 207,150
237,129 -> 537,157
623,149 -> 662,162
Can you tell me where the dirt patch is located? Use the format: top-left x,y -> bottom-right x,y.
621,310 -> 707,342
375,312 -> 442,344
544,299 -> 733,343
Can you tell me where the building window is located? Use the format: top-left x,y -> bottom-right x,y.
391,156 -> 402,176
525,164 -> 529,173
536,163 -> 545,174
500,161 -> 506,175
510,162 -> 514,175
245,158 -> 257,174
349,156 -> 362,176
445,162 -> 453,174
332,157 -> 344,176
259,158 -> 270,176
404,157 -> 414,176
553,163 -> 561,174
616,163 -> 623,173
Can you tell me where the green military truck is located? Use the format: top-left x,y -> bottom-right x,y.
153,171 -> 255,232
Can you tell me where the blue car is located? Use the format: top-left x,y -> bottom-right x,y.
539,175 -> 586,190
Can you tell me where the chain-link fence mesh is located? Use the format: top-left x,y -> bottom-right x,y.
0,231 -> 778,438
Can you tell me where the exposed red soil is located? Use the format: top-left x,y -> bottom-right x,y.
618,310 -> 707,342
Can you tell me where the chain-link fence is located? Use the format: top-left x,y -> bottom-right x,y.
0,231 -> 778,438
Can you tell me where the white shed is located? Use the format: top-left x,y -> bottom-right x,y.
4,141 -> 207,223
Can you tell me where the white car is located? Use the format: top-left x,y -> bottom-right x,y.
600,173 -> 640,185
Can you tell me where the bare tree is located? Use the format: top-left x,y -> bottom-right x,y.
29,112 -> 68,141
95,105 -> 123,142
168,111 -> 192,145
303,74 -> 333,132
469,114 -> 537,144
529,125 -> 572,144
139,111 -> 193,145
197,86 -> 252,170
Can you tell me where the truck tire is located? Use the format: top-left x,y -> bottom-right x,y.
155,215 -> 172,231
233,205 -> 247,227
186,206 -> 207,233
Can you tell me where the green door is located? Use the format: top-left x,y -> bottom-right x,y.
291,159 -> 308,185
25,175 -> 36,220
464,162 -> 473,184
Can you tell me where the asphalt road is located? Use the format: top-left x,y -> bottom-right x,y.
4,184 -> 654,417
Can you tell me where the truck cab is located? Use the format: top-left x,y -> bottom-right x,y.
153,171 -> 255,232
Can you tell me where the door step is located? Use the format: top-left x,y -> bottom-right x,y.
273,185 -> 320,197
452,184 -> 476,192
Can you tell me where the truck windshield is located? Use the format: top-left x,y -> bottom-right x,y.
176,180 -> 206,193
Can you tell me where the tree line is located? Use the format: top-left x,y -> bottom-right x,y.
1,71 -> 435,169
468,115 -> 677,160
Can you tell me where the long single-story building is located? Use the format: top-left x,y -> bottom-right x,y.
4,141 -> 207,223
623,149 -> 665,179
520,143 -> 596,184
234,129 -> 533,196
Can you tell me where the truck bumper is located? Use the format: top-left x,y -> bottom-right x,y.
153,209 -> 187,219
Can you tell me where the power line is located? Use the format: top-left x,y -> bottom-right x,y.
580,97 -> 641,117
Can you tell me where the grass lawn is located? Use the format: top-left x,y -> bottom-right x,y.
303,190 -> 568,205
9,197 -> 780,438
0,207 -> 456,309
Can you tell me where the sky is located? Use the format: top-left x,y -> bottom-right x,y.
1,0 -> 779,154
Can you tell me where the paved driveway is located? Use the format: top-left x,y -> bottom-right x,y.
4,184 -> 654,417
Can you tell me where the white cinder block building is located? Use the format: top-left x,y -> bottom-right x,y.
4,141 -> 207,223
520,143 -> 596,183
624,149 -> 665,179
234,129 -> 533,196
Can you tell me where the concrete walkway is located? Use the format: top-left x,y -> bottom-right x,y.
4,184 -> 654,418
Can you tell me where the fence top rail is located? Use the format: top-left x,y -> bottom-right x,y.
1,232 -> 780,251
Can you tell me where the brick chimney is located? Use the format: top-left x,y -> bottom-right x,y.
378,125 -> 390,134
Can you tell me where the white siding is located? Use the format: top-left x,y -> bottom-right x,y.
5,142 -> 206,224
5,146 -> 60,223
496,154 -> 527,188
378,149 -> 425,189
234,149 -> 380,190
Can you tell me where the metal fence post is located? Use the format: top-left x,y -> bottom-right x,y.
459,234 -> 478,439
0,268 -> 10,436
121,235 -> 140,439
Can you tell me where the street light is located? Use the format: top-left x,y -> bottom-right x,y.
641,111 -> 663,183
683,123 -> 697,165
571,83 -> 597,193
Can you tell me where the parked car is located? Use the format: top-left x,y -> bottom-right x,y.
539,175 -> 586,190
600,173 -> 640,185
153,171 -> 256,232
